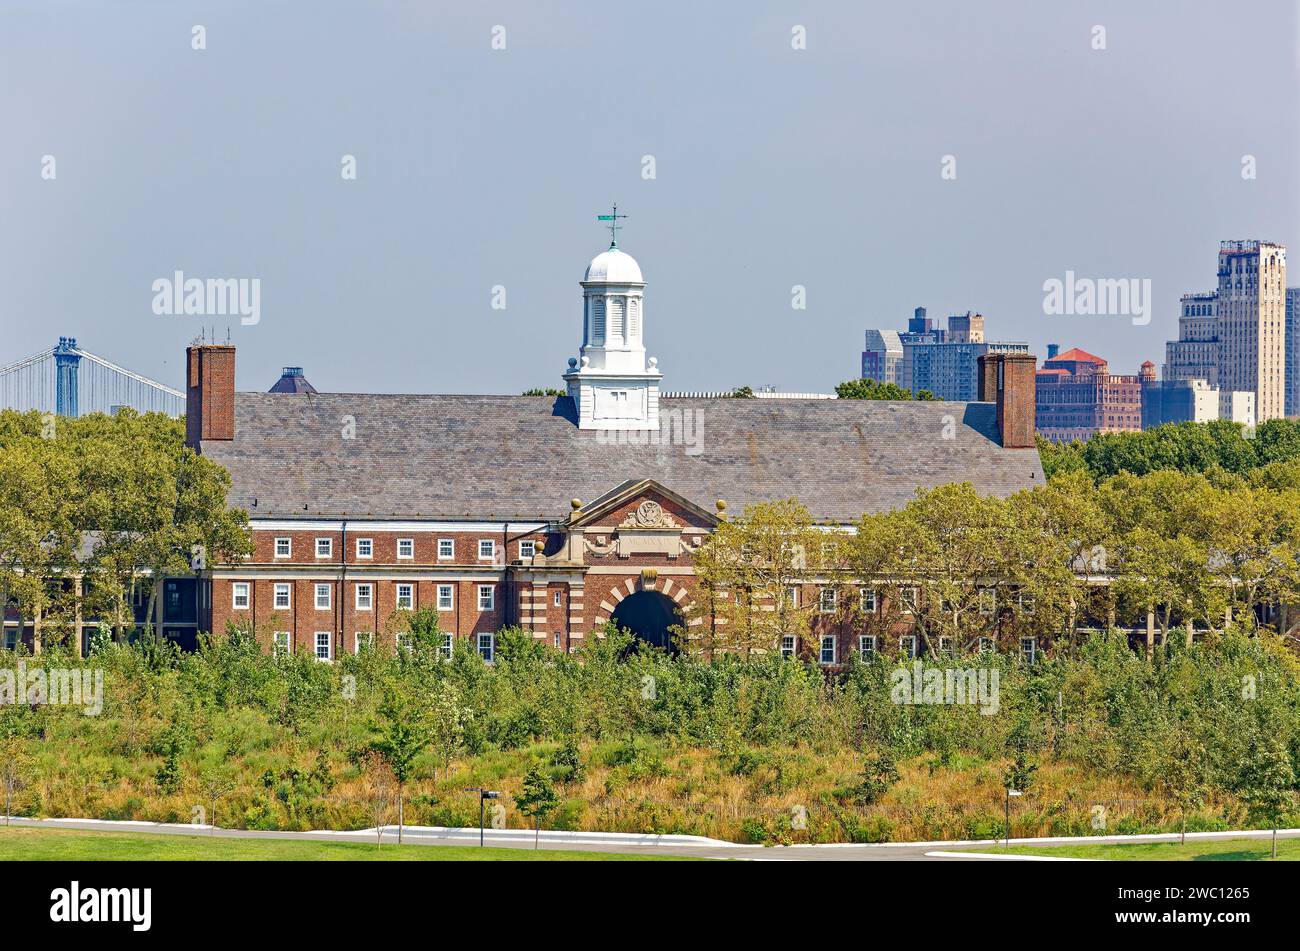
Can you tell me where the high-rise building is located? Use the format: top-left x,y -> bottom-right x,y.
863,308 -> 1026,401
1215,240 -> 1287,422
905,338 -> 1030,401
1287,287 -> 1300,417
1164,292 -> 1219,386
861,329 -> 904,385
1034,349 -> 1146,443
947,311 -> 985,344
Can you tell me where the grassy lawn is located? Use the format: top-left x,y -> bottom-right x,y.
975,837 -> 1299,861
0,827 -> 700,861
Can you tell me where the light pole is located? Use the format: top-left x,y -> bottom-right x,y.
471,788 -> 500,847
1005,789 -> 1021,848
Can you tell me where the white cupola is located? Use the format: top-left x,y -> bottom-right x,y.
564,218 -> 661,431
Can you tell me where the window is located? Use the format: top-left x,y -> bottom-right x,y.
478,539 -> 495,561
232,582 -> 250,609
478,584 -> 494,611
273,583 -> 291,609
1018,591 -> 1036,615
315,632 -> 332,661
553,591 -> 562,608
397,538 -> 414,559
477,632 -> 495,662
819,588 -> 837,613
314,584 -> 331,610
355,584 -> 373,610
316,537 -> 332,558
786,587 -> 799,608
860,589 -> 876,613
819,636 -> 837,665
396,584 -> 414,610
437,584 -> 454,611
900,587 -> 919,614
274,537 -> 291,558
780,635 -> 797,659
354,631 -> 372,654
979,636 -> 995,654
356,538 -> 373,559
272,631 -> 290,656
858,635 -> 877,657
438,632 -> 454,661
1021,637 -> 1038,665
520,540 -> 536,558
553,632 -> 562,649
936,636 -> 953,656
900,635 -> 918,658
437,538 -> 454,560
396,632 -> 412,653
978,587 -> 997,615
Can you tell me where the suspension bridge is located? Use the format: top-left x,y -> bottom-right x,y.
0,337 -> 185,417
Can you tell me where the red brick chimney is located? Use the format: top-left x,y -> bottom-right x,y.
186,345 -> 236,450
977,352 -> 1037,449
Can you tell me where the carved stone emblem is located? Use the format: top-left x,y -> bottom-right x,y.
622,499 -> 677,529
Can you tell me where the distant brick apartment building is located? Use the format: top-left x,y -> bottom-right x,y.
1034,348 -> 1150,443
6,242 -> 1045,664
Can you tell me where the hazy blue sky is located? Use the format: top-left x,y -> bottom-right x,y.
2,1 -> 1297,395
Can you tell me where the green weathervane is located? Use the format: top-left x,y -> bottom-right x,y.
597,204 -> 627,248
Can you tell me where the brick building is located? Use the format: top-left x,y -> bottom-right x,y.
177,242 -> 1043,664
1034,348 -> 1148,443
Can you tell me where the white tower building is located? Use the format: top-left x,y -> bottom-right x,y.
564,233 -> 661,431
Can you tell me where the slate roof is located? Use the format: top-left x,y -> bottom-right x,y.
201,393 -> 1044,523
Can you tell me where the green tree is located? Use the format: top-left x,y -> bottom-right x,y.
1239,736 -> 1296,859
514,764 -> 560,848
687,499 -> 827,658
366,686 -> 429,844
836,378 -> 936,401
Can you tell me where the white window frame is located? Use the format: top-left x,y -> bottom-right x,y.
819,635 -> 837,665
396,583 -> 414,611
978,586 -> 997,615
553,590 -> 562,607
315,631 -> 332,662
232,582 -> 250,610
437,584 -> 454,611
860,588 -> 876,613
900,587 -> 919,614
819,588 -> 837,613
314,583 -> 331,610
1021,636 -> 1038,665
315,537 -> 332,559
1018,591 -> 1036,615
355,583 -> 373,611
397,538 -> 415,560
274,537 -> 291,559
780,634 -> 797,659
553,631 -> 562,648
272,631 -> 290,656
477,584 -> 494,611
478,539 -> 495,561
437,538 -> 454,560
900,634 -> 918,658
519,539 -> 536,559
354,631 -> 372,654
273,583 -> 291,610
978,636 -> 996,654
477,632 -> 495,663
438,632 -> 454,661
396,632 -> 413,654
355,537 -> 373,560
858,634 -> 877,657
787,586 -> 799,608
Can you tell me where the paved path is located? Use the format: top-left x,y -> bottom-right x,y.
6,817 -> 1300,861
